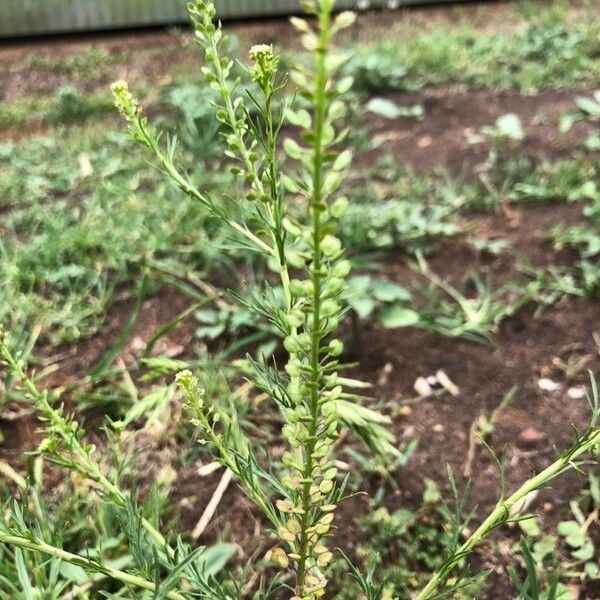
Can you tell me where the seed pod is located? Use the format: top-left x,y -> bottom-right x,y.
270,547 -> 289,568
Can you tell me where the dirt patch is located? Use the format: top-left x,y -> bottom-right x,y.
363,88 -> 597,174
37,287 -> 195,390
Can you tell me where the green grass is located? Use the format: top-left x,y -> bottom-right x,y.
0,0 -> 598,358
342,5 -> 600,93
0,124 -> 231,344
2,114 -> 597,347
0,87 -> 134,132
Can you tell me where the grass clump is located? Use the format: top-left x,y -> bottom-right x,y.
344,4 -> 600,93
0,127 -> 227,344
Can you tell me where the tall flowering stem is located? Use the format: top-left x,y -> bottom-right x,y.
276,2 -> 358,597
113,1 -> 381,598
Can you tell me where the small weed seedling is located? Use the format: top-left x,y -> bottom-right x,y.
560,90 -> 600,150
511,473 -> 600,599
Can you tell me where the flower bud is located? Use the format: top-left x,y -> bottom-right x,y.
319,479 -> 333,494
320,299 -> 339,318
284,336 -> 299,353
316,551 -> 333,567
297,332 -> 312,350
270,547 -> 289,568
320,235 -> 342,257
330,196 -> 349,219
285,358 -> 302,377
324,277 -> 345,296
328,339 -> 344,357
286,310 -> 304,329
332,260 -> 351,278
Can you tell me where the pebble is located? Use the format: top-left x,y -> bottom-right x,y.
537,378 -> 561,392
567,386 -> 586,399
519,427 -> 546,445
414,376 -> 433,397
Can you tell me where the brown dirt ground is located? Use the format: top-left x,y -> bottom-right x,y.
1,4 -> 600,599
366,88 -> 598,174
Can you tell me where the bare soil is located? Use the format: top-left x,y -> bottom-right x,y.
366,88 -> 598,174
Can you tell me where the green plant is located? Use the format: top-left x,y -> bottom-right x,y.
47,86 -> 114,123
468,113 -> 531,204
342,5 -> 600,94
0,334 -> 239,598
510,473 -> 600,599
548,224 -> 600,258
28,47 -> 116,78
339,161 -> 459,253
346,275 -> 411,321
510,159 -> 600,205
3,2 -> 600,599
0,125 -> 231,345
560,90 -> 600,150
159,82 -> 222,158
509,539 -> 572,600
383,255 -> 537,343
333,478 -> 485,599
112,1 -> 396,596
414,389 -> 600,600
109,0 -> 600,593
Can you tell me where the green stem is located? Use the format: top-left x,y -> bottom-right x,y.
415,427 -> 600,600
0,532 -> 186,600
0,340 -> 174,561
142,124 -> 273,257
264,93 -> 293,315
296,7 -> 332,595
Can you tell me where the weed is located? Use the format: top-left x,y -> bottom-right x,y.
560,90 -> 600,151
112,1 -> 397,596
0,100 -> 37,130
339,162 -> 459,253
0,338 -> 239,597
47,86 -> 114,123
511,473 -> 600,598
380,254 -> 537,344
333,479 -> 484,599
510,159 -> 600,205
28,47 -> 116,80
2,1 -> 600,598
548,225 -> 600,258
0,126 -> 226,344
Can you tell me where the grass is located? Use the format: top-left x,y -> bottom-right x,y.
342,3 -> 600,93
2,114 -> 598,346
27,47 -> 118,79
0,124 -> 233,344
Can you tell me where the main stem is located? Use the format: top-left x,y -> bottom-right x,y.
415,427 -> 600,600
296,8 -> 331,595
